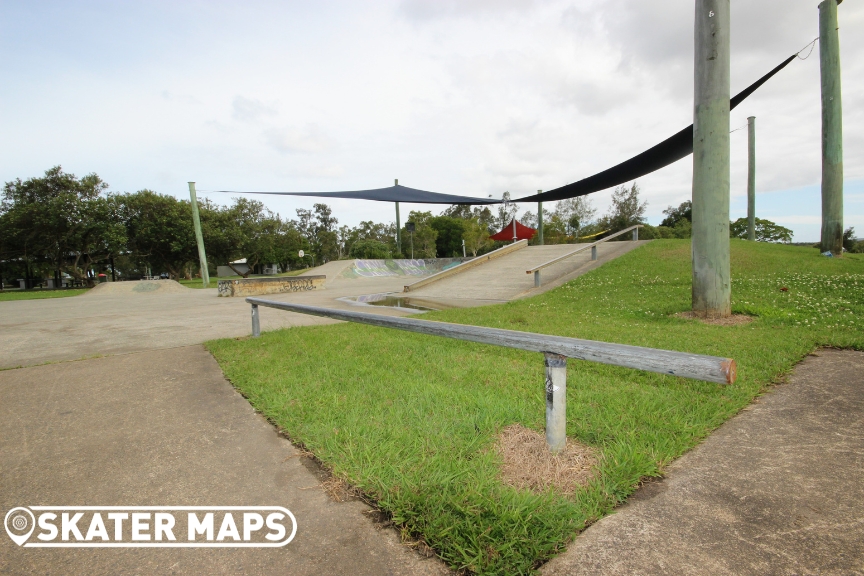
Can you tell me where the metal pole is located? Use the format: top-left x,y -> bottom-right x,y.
534,270 -> 540,288
819,0 -> 844,256
462,239 -> 466,258
632,227 -> 638,241
188,182 -> 210,287
410,232 -> 414,259
691,0 -> 731,318
395,179 -> 402,255
544,353 -> 567,454
747,116 -> 756,241
512,217 -> 517,243
538,192 -> 544,245
591,245 -> 597,261
251,304 -> 260,337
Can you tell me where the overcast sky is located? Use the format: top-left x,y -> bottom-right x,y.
2,0 -> 862,241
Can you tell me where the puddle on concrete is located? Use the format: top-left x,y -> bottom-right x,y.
338,293 -> 440,311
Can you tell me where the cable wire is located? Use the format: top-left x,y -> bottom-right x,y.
797,37 -> 818,60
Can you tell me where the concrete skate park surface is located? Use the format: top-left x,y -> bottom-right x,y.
0,248 -> 638,369
0,262 -> 436,369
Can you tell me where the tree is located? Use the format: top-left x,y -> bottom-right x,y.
496,192 -> 519,230
336,225 -> 352,259
1,166 -> 125,286
842,227 -> 863,253
349,239 -> 391,259
273,223 -> 310,271
729,218 -> 792,243
660,200 -> 692,228
224,198 -> 284,276
406,211 -> 438,258
462,218 -> 492,257
118,190 -> 196,279
429,216 -> 467,257
442,204 -> 497,233
598,182 -> 647,236
555,197 -> 597,236
200,198 -> 241,276
290,204 -> 339,263
312,203 -> 339,262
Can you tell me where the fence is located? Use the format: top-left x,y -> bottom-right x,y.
526,225 -> 643,288
246,297 -> 736,453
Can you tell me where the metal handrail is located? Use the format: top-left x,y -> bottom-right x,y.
246,297 -> 736,453
526,225 -> 643,288
403,239 -> 527,293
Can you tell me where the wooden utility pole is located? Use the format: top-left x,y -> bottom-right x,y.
537,191 -> 544,245
819,0 -> 844,255
394,179 -> 401,255
747,116 -> 756,241
188,182 -> 210,287
691,0 -> 731,317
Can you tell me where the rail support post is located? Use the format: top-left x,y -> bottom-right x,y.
534,270 -> 541,288
544,353 -> 567,454
251,304 -> 261,337
591,245 -> 597,261
632,228 -> 638,241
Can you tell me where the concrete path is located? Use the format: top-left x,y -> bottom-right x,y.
406,241 -> 646,302
0,346 -> 450,575
541,348 -> 864,576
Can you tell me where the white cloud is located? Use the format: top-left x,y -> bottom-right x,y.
263,125 -> 333,155
0,0 -> 862,243
232,96 -> 278,123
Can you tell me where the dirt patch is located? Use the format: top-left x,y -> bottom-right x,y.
675,311 -> 754,326
495,424 -> 598,495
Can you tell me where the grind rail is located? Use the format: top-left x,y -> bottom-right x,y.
246,297 -> 736,453
526,225 -> 643,288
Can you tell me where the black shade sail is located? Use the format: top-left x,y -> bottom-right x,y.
210,184 -> 499,205
516,54 -> 797,203
211,53 -> 796,206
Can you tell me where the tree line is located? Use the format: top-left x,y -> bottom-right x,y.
2,166 -> 816,288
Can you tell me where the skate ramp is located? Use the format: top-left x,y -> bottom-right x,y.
85,280 -> 189,296
405,241 -> 647,302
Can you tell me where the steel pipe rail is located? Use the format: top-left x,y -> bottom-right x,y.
246,297 -> 735,452
246,297 -> 735,385
526,225 -> 643,288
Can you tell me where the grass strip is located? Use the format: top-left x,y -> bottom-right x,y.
206,240 -> 863,575
0,288 -> 89,301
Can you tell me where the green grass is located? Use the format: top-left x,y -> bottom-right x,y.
179,268 -> 312,288
0,288 -> 89,301
206,240 -> 864,575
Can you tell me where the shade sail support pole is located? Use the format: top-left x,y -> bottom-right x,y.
819,0 -> 844,256
691,0 -> 731,318
188,182 -> 210,288
394,179 -> 401,255
538,192 -> 544,245
747,116 -> 756,241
